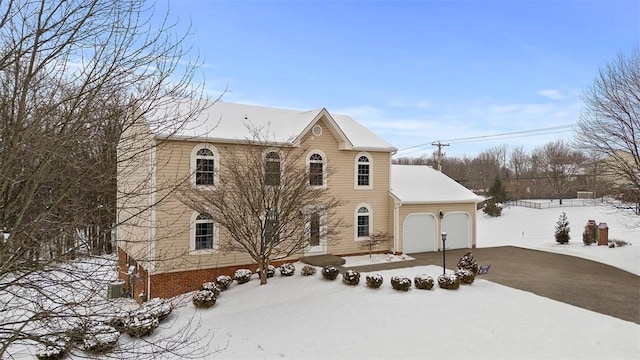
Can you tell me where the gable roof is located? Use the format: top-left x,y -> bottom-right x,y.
390,165 -> 482,204
143,98 -> 396,152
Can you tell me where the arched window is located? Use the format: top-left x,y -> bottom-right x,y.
356,155 -> 370,187
194,213 -> 214,250
356,205 -> 371,238
195,147 -> 215,186
265,151 -> 281,186
309,153 -> 324,186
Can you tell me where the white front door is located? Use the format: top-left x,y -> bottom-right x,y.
305,210 -> 326,255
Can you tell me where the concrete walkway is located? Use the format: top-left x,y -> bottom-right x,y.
343,246 -> 640,324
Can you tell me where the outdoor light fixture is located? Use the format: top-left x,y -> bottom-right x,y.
441,232 -> 447,274
439,210 -> 444,219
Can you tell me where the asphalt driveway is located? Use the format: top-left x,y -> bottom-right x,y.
345,246 -> 640,324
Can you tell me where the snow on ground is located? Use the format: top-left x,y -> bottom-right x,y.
342,253 -> 414,267
153,203 -> 639,359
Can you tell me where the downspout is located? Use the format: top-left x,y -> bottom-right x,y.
393,201 -> 401,254
147,139 -> 156,299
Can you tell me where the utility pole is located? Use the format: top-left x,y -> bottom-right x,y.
431,141 -> 449,172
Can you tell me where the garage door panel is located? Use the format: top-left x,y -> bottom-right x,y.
442,213 -> 470,249
403,214 -> 436,254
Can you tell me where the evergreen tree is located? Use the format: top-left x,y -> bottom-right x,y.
555,212 -> 571,244
487,176 -> 508,203
483,199 -> 502,217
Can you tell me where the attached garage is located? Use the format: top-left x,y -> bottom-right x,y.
391,165 -> 481,254
402,213 -> 437,254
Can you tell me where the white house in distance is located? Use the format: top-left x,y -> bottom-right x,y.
116,99 -> 481,299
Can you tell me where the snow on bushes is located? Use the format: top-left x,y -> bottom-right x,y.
279,263 -> 295,276
365,274 -> 383,289
192,289 -> 217,308
143,297 -> 174,321
123,307 -> 160,337
255,265 -> 276,278
215,275 -> 233,290
83,324 -> 120,353
234,269 -> 253,284
391,275 -> 411,291
301,265 -> 317,276
457,252 -> 479,275
201,282 -> 222,297
454,268 -> 475,284
437,273 -> 460,290
321,265 -> 339,280
342,270 -> 360,285
413,274 -> 434,290
35,335 -> 72,360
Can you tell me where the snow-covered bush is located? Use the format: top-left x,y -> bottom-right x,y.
143,297 -> 173,321
301,265 -> 317,276
255,265 -> 276,278
321,265 -> 339,280
279,263 -> 295,276
456,252 -> 479,275
105,308 -> 129,332
192,289 -> 217,309
610,239 -> 629,247
454,268 -> 475,284
83,324 -> 120,353
555,212 -> 570,244
123,307 -> 160,337
35,335 -> 72,360
366,274 -> 383,289
391,275 -> 411,291
342,270 -> 360,285
413,274 -> 434,290
437,273 -> 460,290
215,275 -> 233,290
201,282 -> 222,297
234,269 -> 253,284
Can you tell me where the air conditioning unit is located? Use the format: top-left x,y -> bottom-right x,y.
107,280 -> 125,299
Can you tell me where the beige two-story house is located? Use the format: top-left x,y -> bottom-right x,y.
116,99 -> 480,299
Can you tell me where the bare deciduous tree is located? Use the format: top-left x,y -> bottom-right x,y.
532,140 -> 586,201
180,129 -> 344,285
0,0 -> 213,357
575,47 -> 640,215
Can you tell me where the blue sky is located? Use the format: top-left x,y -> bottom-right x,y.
164,0 -> 639,157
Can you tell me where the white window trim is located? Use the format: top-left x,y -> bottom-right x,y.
354,152 -> 373,189
190,143 -> 220,188
306,149 -> 327,189
354,203 -> 373,241
189,212 -> 219,254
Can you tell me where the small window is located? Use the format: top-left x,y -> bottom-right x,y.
195,213 -> 214,250
309,153 -> 324,186
357,206 -> 370,238
357,155 -> 370,186
265,151 -> 281,186
309,212 -> 320,246
196,148 -> 215,186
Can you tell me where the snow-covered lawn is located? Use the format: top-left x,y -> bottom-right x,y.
152,203 -> 639,359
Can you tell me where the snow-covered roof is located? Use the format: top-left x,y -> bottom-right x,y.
143,98 -> 396,152
390,165 -> 482,204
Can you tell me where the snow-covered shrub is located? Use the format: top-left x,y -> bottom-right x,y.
143,297 -> 173,321
413,274 -> 434,290
105,308 -> 129,332
279,263 -> 295,276
192,289 -> 217,309
342,270 -> 360,285
35,335 -> 72,360
437,273 -> 460,290
215,275 -> 233,290
582,228 -> 596,246
555,212 -> 570,244
234,269 -> 253,284
201,282 -> 222,297
610,239 -> 629,247
123,307 -> 160,337
483,199 -> 502,217
321,265 -> 339,280
83,324 -> 120,353
301,265 -> 317,276
366,274 -> 383,289
391,275 -> 411,291
255,265 -> 276,278
454,268 -> 475,284
456,252 -> 479,275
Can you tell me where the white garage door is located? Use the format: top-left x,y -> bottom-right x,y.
402,213 -> 437,254
442,213 -> 470,249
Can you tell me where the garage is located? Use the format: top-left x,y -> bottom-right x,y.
442,212 -> 471,249
402,213 -> 437,254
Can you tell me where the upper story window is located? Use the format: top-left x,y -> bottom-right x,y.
356,154 -> 371,188
356,205 -> 371,238
191,144 -> 219,187
194,213 -> 214,250
309,153 -> 324,187
265,151 -> 281,186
